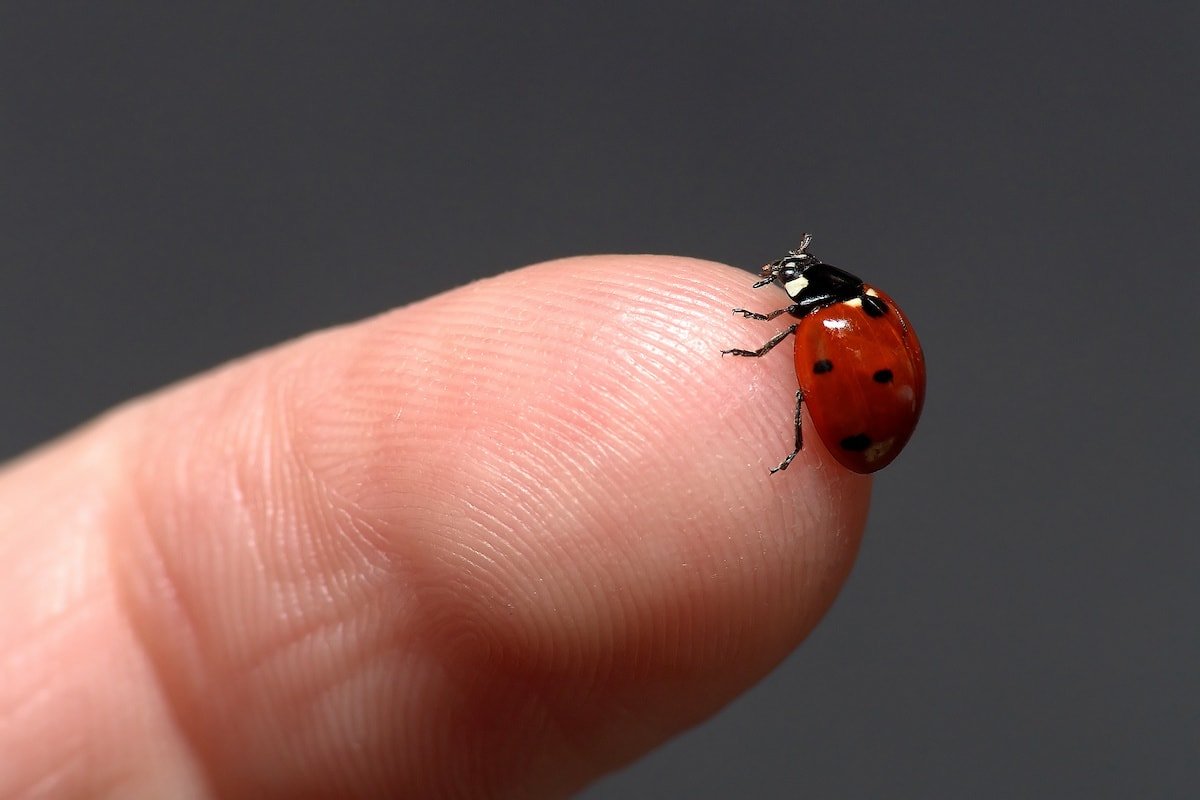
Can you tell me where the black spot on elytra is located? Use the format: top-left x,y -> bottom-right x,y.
813,359 -> 833,374
862,294 -> 888,317
840,434 -> 872,452
873,368 -> 894,383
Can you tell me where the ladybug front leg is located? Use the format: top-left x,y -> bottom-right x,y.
730,305 -> 799,321
771,389 -> 805,474
721,323 -> 797,358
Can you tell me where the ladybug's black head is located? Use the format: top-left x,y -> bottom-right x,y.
754,233 -> 819,291
757,252 -> 818,289
754,234 -> 867,308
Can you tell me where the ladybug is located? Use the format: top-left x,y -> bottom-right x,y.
723,234 -> 925,474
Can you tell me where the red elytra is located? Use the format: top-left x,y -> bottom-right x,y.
796,286 -> 925,473
723,235 -> 926,474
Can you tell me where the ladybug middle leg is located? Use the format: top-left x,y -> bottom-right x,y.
721,323 -> 797,358
730,305 -> 799,321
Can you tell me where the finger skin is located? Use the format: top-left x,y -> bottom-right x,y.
0,255 -> 871,798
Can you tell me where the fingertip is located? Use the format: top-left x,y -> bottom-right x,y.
108,253 -> 873,795
295,249 -> 874,674
287,249 -> 873,684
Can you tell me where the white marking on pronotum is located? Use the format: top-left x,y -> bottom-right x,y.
783,275 -> 809,296
865,287 -> 880,297
845,297 -> 863,308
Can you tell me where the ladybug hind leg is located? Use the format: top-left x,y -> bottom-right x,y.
770,389 -> 805,474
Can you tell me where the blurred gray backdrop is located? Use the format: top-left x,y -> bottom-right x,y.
2,2 -> 1197,797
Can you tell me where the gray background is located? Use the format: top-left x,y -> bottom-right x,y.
3,2 -> 1197,797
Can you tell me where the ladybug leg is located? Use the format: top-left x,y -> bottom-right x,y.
731,305 -> 800,321
721,324 -> 797,357
770,389 -> 805,474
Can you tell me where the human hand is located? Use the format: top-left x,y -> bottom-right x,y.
0,255 -> 870,797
